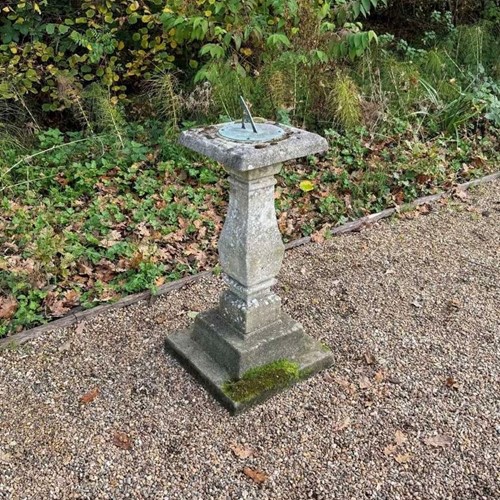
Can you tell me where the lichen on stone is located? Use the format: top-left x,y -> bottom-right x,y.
222,360 -> 300,403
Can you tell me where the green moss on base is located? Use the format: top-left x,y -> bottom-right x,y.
222,360 -> 300,403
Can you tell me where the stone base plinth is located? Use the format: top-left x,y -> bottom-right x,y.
165,310 -> 333,414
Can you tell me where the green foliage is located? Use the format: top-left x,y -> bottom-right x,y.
0,0 -> 385,123
146,71 -> 182,131
328,72 -> 362,130
222,360 -> 301,403
0,121 -> 227,336
1,117 -> 498,337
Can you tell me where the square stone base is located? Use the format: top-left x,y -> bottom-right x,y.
165,313 -> 333,414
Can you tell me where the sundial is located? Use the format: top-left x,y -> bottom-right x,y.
168,101 -> 332,414
218,96 -> 286,143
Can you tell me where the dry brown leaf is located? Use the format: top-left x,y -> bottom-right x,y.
335,376 -> 357,395
44,291 -> 71,317
447,298 -> 461,310
384,444 -> 397,456
0,297 -> 17,320
230,443 -> 253,459
311,231 -> 325,244
395,453 -> 411,464
364,352 -> 376,365
63,289 -> 80,306
453,189 -> 468,201
75,322 -> 85,335
395,430 -> 407,446
393,190 -> 405,205
423,435 -> 453,448
0,451 -> 12,463
242,467 -> 267,484
445,376 -> 460,390
418,203 -> 432,215
113,431 -> 133,451
155,276 -> 166,287
79,387 -> 99,405
333,416 -> 352,432
374,370 -> 385,383
100,229 -> 122,248
359,376 -> 372,390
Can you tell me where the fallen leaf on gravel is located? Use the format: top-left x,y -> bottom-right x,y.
418,203 -> 432,215
395,430 -> 407,445
384,444 -> 397,456
333,416 -> 351,432
187,311 -> 199,319
113,431 -> 133,450
395,453 -> 411,464
79,387 -> 99,405
447,299 -> 461,310
242,467 -> 267,484
336,377 -> 357,395
445,377 -> 460,390
423,435 -> 453,447
0,297 -> 17,320
359,376 -> 372,390
0,451 -> 12,463
364,352 -> 376,365
374,370 -> 385,383
58,341 -> 71,353
230,444 -> 253,459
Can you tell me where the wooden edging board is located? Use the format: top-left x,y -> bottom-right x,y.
1,171 -> 498,348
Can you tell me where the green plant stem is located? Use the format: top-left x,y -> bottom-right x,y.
0,137 -> 96,182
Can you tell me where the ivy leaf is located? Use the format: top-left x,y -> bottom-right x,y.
45,23 -> 55,35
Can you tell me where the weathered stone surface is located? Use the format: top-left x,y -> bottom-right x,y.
167,121 -> 332,413
218,164 -> 284,293
165,325 -> 333,415
190,309 -> 307,378
219,289 -> 282,334
178,122 -> 328,171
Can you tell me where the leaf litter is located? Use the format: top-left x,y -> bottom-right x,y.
230,443 -> 253,459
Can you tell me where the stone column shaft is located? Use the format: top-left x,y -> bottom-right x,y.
217,164 -> 284,335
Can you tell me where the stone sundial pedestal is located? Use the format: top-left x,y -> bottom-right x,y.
166,99 -> 333,413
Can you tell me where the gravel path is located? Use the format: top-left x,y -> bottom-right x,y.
1,182 -> 499,499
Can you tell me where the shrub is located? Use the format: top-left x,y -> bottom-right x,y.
0,0 -> 385,126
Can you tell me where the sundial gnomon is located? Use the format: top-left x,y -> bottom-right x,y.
218,96 -> 286,143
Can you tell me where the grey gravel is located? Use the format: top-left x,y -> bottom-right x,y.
0,182 -> 499,499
